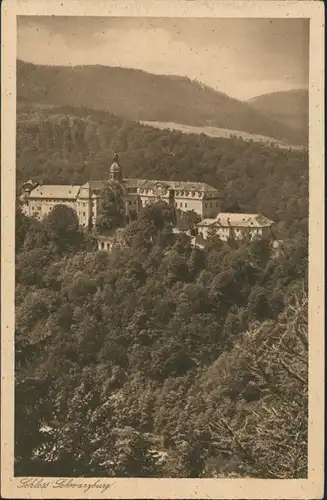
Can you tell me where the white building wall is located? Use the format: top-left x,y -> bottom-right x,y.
202,198 -> 221,218
26,198 -> 79,221
76,198 -> 92,227
199,225 -> 270,241
174,196 -> 203,214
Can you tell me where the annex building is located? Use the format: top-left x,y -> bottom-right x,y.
20,154 -> 222,227
197,213 -> 274,241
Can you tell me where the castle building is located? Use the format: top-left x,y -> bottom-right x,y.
196,213 -> 274,241
20,153 -> 222,227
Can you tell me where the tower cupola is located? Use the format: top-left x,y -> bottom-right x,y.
109,153 -> 123,182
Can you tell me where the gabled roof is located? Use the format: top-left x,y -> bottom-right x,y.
123,178 -> 148,189
197,213 -> 274,228
197,218 -> 216,227
122,178 -> 218,193
81,180 -> 110,190
168,181 -> 218,193
214,213 -> 274,228
28,185 -> 81,200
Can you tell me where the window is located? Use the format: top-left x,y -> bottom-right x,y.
216,202 -> 219,207
185,191 -> 189,196
185,202 -> 188,208
180,202 -> 182,207
204,203 -> 207,208
129,201 -> 132,205
37,206 -> 41,211
180,191 -> 184,196
83,212 -> 86,216
210,202 -> 212,208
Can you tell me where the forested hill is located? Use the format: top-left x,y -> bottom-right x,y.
16,200 -> 308,478
248,89 -> 308,144
17,102 -> 308,238
17,60 -> 304,146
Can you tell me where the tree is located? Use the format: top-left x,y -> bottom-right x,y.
43,204 -> 81,253
96,183 -> 125,232
140,200 -> 175,232
202,288 -> 308,479
15,200 -> 30,252
176,209 -> 201,232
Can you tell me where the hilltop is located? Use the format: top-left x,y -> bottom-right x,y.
17,60 -> 305,146
248,89 -> 308,144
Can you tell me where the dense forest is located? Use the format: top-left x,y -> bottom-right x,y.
16,198 -> 308,478
17,60 -> 306,145
17,103 -> 308,239
15,100 -> 308,478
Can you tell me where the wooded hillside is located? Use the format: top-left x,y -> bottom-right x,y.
15,202 -> 308,477
17,103 -> 308,239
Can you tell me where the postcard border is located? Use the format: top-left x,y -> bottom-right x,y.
1,1 -> 325,498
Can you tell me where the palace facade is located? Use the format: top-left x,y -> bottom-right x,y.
20,154 -> 222,227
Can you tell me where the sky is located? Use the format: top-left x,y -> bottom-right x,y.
17,16 -> 309,100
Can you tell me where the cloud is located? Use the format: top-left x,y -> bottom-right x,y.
17,17 -> 309,100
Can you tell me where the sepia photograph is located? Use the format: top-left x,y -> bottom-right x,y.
1,1 -> 324,498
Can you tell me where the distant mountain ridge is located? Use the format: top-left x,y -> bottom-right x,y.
17,59 -> 305,146
248,89 -> 308,143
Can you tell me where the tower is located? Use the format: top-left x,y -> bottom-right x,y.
109,153 -> 123,182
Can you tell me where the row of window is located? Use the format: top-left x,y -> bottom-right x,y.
204,202 -> 219,209
138,189 -> 204,197
214,228 -> 261,234
99,241 -> 112,250
176,191 -> 195,197
33,199 -> 76,204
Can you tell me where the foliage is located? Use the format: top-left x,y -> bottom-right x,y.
15,201 -> 308,478
96,183 -> 125,232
